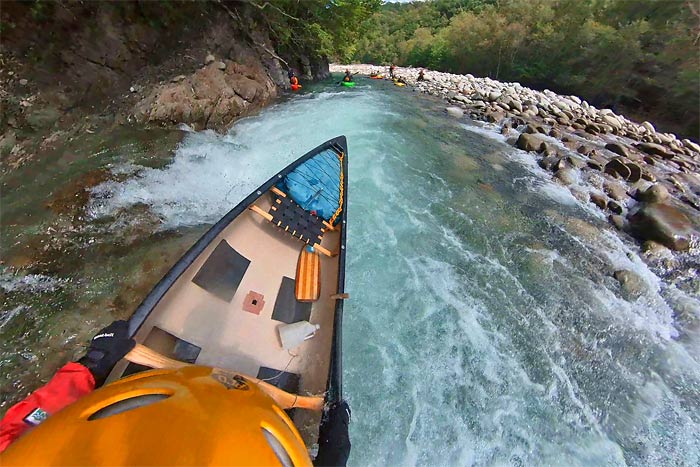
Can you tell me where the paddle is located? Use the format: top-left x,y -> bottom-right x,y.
124,343 -> 325,411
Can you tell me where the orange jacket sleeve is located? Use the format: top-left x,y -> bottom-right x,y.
0,362 -> 95,453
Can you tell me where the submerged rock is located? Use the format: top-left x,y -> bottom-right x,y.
628,202 -> 695,250
614,270 -> 646,300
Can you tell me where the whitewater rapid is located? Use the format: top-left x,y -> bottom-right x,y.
86,79 -> 699,466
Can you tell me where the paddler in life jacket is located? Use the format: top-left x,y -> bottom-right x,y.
0,321 -> 352,466
343,69 -> 354,82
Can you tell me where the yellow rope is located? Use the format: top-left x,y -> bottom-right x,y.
329,151 -> 344,226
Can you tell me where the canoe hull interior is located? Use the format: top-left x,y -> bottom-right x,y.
108,136 -> 349,446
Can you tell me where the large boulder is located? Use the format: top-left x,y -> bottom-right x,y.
628,203 -> 695,250
133,61 -> 276,130
515,133 -> 546,152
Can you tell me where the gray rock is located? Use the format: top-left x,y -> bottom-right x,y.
628,202 -> 694,250
549,128 -> 561,138
171,75 -> 186,83
19,78 -> 28,86
636,183 -> 669,203
216,61 -> 227,70
488,91 -> 501,102
614,270 -> 646,300
446,107 -> 464,118
605,142 -> 629,158
205,54 -> 215,64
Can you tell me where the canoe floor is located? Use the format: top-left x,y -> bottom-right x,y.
109,192 -> 341,446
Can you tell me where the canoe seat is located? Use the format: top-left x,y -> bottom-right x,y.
295,246 -> 321,302
249,187 -> 335,257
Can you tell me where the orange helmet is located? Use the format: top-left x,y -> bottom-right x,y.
1,366 -> 312,466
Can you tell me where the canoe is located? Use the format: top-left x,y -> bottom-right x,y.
341,81 -> 356,87
109,136 -> 349,446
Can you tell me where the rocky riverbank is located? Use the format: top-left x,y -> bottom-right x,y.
1,1 -> 328,174
333,64 -> 700,260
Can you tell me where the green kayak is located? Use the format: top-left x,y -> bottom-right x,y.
341,81 -> 356,87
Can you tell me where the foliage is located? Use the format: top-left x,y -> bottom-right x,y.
257,0 -> 382,63
352,0 -> 700,138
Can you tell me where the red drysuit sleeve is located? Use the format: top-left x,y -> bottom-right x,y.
0,362 -> 95,453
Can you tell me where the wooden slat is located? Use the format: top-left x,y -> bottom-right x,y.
295,246 -> 321,302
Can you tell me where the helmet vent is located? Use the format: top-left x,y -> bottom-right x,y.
88,393 -> 170,421
262,427 -> 294,467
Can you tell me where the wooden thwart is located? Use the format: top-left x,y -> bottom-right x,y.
296,246 -> 321,302
124,344 -> 324,411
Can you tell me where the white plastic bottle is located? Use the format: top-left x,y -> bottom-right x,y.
278,321 -> 320,350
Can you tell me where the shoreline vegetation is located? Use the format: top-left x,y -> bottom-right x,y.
332,63 -> 699,263
353,0 -> 700,140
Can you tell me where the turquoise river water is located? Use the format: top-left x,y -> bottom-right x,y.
1,77 -> 699,465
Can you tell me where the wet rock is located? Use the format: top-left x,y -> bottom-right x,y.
538,155 -> 559,171
590,192 -> 608,209
625,162 -> 642,183
636,184 -> 669,203
134,60 -> 276,130
604,180 -> 628,201
607,200 -> 624,214
605,158 -> 631,179
605,142 -> 629,158
515,133 -> 545,152
549,128 -> 561,138
609,214 -> 625,230
485,110 -> 505,123
614,270 -> 646,300
566,155 -> 587,169
555,168 -> 576,185
636,142 -> 673,159
577,145 -> 593,156
446,106 -> 464,118
628,203 -> 694,250
642,240 -> 672,258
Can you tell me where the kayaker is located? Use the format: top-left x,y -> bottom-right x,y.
0,321 -> 352,466
389,63 -> 396,78
343,69 -> 353,82
418,69 -> 426,81
290,74 -> 300,87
